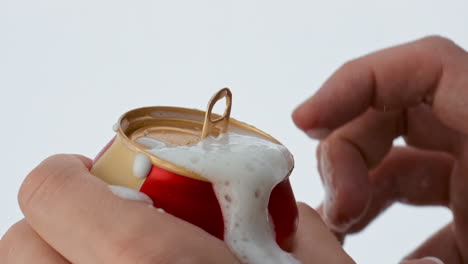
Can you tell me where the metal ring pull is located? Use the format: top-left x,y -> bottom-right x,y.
201,88 -> 232,140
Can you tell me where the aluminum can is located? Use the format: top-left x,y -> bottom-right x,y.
91,88 -> 298,250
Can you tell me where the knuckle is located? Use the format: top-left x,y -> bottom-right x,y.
340,59 -> 362,72
339,58 -> 374,84
419,35 -> 464,54
18,154 -> 78,212
421,35 -> 455,47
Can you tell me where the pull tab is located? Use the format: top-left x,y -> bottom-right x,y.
201,88 -> 232,140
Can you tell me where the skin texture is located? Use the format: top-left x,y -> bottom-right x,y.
293,36 -> 468,264
2,36 -> 466,264
0,154 -> 354,264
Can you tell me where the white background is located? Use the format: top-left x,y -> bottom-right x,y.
1,1 -> 466,263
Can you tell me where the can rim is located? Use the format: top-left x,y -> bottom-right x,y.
117,106 -> 284,182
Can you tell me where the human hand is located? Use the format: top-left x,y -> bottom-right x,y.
293,36 -> 468,264
0,154 -> 354,264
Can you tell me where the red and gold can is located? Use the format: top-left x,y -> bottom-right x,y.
91,88 -> 298,250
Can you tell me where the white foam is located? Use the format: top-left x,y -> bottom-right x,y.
319,142 -> 359,233
121,119 -> 130,131
137,133 -> 299,264
133,153 -> 152,179
112,123 -> 119,132
108,185 -> 154,205
319,142 -> 336,229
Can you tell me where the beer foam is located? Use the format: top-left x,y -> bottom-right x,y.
133,153 -> 153,179
108,185 -> 154,205
137,133 -> 299,264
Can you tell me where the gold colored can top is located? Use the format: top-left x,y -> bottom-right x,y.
116,88 -> 282,181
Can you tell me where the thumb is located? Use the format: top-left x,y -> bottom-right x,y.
292,202 -> 355,264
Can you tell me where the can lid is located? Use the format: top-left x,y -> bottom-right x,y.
116,88 -> 282,181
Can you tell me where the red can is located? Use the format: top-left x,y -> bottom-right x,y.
91,88 -> 298,251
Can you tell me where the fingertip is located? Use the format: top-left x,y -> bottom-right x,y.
291,98 -> 316,131
296,202 -> 345,242
400,256 -> 445,264
296,201 -> 308,209
306,128 -> 331,140
292,93 -> 333,136
293,202 -> 355,264
318,139 -> 371,233
323,181 -> 371,233
296,202 -> 320,218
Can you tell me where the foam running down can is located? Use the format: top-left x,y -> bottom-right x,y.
91,88 -> 298,254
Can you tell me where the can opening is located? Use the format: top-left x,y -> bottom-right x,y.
115,88 -> 280,180
120,108 -> 228,148
131,126 -> 219,147
123,88 -> 232,147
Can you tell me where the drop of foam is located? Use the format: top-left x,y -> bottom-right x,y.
137,133 -> 299,264
133,153 -> 152,179
108,185 -> 153,205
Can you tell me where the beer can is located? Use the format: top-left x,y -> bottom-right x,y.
91,88 -> 298,250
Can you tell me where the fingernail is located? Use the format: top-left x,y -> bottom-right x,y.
108,185 -> 154,205
400,256 -> 444,264
421,257 -> 444,264
306,128 -> 331,140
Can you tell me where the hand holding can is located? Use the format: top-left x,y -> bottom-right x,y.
0,88 -> 357,264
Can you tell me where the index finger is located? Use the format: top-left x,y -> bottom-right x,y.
293,36 -> 468,137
